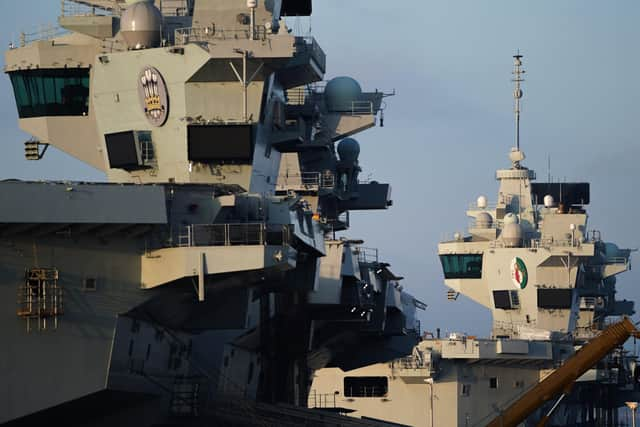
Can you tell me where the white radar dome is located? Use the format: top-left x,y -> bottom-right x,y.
337,138 -> 360,163
324,77 -> 362,112
503,212 -> 519,225
502,223 -> 523,248
120,1 -> 163,50
247,0 -> 258,7
543,194 -> 555,208
477,195 -> 488,209
476,212 -> 493,229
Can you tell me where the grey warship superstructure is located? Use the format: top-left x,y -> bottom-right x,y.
311,55 -> 639,426
1,1 -> 425,425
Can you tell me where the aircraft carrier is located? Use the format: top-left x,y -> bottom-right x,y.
1,0 -> 425,425
2,1 -> 639,427
311,55 -> 640,426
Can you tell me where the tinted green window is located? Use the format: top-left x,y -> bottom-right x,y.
440,254 -> 483,279
9,68 -> 90,118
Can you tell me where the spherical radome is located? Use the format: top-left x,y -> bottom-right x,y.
476,212 -> 493,229
337,138 -> 360,163
324,77 -> 362,112
120,1 -> 163,49
477,195 -> 488,209
502,223 -> 523,248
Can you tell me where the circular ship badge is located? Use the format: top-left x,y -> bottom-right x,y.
510,257 -> 528,289
138,67 -> 169,126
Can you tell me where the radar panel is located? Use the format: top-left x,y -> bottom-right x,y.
537,288 -> 573,309
188,125 -> 253,164
531,183 -> 590,206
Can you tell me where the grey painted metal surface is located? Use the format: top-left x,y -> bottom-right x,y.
0,182 -> 167,223
0,1 -> 420,426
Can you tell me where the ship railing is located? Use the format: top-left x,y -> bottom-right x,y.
60,0 -> 119,16
467,202 -> 498,210
294,36 -> 327,73
390,356 -> 429,371
604,257 -> 628,265
19,24 -> 70,47
307,390 -> 338,409
276,172 -> 335,192
587,229 -> 603,242
486,236 -> 579,250
350,100 -> 374,116
468,219 -> 500,230
157,0 -> 192,17
354,247 -> 379,264
286,82 -> 326,106
176,223 -> 290,248
174,26 -> 268,45
528,236 -> 580,249
492,319 -> 540,332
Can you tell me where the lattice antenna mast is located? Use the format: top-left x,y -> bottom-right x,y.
512,53 -> 525,151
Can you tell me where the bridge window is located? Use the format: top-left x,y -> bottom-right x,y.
344,376 -> 388,398
9,68 -> 90,118
440,254 -> 483,279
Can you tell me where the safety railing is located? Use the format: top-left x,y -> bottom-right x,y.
307,391 -> 338,409
604,257 -> 628,265
468,219 -> 500,229
177,223 -> 290,248
467,201 -> 498,210
294,36 -> 327,73
276,172 -> 335,192
390,356 -> 428,371
61,0 -> 118,16
350,100 -> 374,115
355,247 -> 379,264
286,83 -> 325,106
19,24 -> 70,47
158,0 -> 192,17
174,26 -> 268,45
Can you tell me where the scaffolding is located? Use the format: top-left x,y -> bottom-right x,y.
17,268 -> 63,332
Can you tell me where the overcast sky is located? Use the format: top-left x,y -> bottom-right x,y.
1,1 -> 639,337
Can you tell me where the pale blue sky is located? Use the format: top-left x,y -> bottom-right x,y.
1,1 -> 639,336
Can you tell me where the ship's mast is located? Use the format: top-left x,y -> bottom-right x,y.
512,53 -> 525,152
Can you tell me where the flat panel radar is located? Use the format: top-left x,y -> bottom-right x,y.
531,183 -> 590,206
105,131 -> 142,170
281,0 -> 312,16
537,288 -> 573,309
187,125 -> 253,164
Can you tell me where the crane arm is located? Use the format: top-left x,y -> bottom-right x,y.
486,318 -> 638,427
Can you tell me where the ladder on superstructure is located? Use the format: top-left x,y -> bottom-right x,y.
17,268 -> 63,332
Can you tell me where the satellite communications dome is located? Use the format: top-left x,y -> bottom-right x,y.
120,1 -> 163,50
325,77 -> 362,112
544,194 -> 555,208
337,138 -> 361,163
476,212 -> 493,229
502,223 -> 523,248
477,195 -> 488,209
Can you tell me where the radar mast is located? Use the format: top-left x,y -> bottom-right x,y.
511,52 -> 526,168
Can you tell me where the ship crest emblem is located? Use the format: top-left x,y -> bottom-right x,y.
138,67 -> 169,127
510,257 -> 528,289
